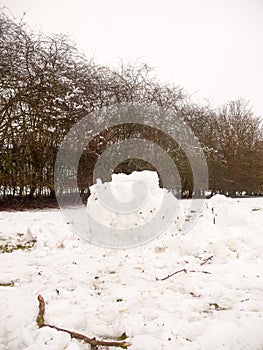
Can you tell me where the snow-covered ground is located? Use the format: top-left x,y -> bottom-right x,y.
1,195 -> 263,350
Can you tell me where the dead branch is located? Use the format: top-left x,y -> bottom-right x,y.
36,295 -> 131,349
156,268 -> 211,281
156,268 -> 187,281
188,270 -> 212,275
36,295 -> 45,327
200,255 -> 213,266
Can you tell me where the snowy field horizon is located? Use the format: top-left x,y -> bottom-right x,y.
1,187 -> 263,349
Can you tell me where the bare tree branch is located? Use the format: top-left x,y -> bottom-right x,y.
36,294 -> 131,349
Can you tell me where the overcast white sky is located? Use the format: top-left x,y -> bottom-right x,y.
2,0 -> 263,116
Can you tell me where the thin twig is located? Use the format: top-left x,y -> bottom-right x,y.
188,270 -> 212,274
36,295 -> 131,349
156,268 -> 211,281
156,268 -> 187,281
200,255 -> 213,266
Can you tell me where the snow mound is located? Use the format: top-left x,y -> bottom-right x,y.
186,194 -> 263,261
86,171 -> 183,247
208,194 -> 232,205
87,170 -> 170,229
207,194 -> 254,230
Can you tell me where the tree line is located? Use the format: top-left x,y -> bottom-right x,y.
0,13 -> 262,203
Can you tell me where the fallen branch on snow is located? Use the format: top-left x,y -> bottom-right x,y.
36,295 -> 131,349
156,268 -> 187,281
156,268 -> 211,281
200,255 -> 214,266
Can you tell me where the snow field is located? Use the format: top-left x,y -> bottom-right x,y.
0,194 -> 263,349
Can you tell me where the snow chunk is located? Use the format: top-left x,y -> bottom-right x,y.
87,171 -> 168,230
